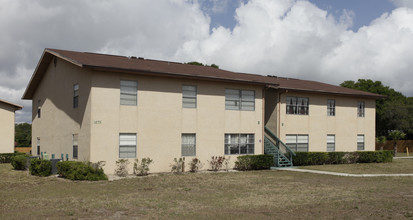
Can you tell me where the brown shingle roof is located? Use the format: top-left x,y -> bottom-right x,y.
22,48 -> 383,99
0,98 -> 23,110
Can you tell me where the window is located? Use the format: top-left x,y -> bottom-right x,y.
357,101 -> 365,117
73,84 -> 79,108
225,89 -> 255,111
120,80 -> 138,106
357,135 -> 365,150
119,133 -> 136,158
182,85 -> 197,108
327,99 -> 335,116
37,100 -> 41,118
286,97 -> 309,115
36,138 -> 40,156
224,134 -> 254,155
327,135 -> 335,152
286,135 -> 309,152
181,134 -> 196,156
73,134 -> 78,159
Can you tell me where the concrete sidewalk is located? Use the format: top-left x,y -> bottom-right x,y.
274,167 -> 413,177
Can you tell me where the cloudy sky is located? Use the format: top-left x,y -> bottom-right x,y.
1,0 -> 413,123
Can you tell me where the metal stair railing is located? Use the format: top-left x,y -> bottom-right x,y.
264,126 -> 296,167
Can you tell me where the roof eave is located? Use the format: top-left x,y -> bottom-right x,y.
275,87 -> 385,99
85,65 -> 277,87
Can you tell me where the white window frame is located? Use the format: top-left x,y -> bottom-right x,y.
327,135 -> 335,152
286,134 -> 309,152
181,134 -> 196,156
182,85 -> 197,108
120,80 -> 138,106
224,134 -> 255,155
72,134 -> 78,159
225,89 -> 255,111
286,97 -> 309,115
327,99 -> 335,116
357,101 -> 365,117
119,133 -> 137,158
357,135 -> 365,151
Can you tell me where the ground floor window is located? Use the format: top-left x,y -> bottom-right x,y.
182,134 -> 196,156
224,134 -> 254,155
36,138 -> 40,156
119,133 -> 136,158
327,135 -> 335,152
357,135 -> 364,151
286,135 -> 309,152
73,134 -> 78,159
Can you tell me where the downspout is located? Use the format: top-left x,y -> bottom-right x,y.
262,87 -> 265,154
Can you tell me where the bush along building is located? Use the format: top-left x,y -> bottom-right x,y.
22,49 -> 382,173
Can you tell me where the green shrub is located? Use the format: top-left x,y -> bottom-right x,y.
234,155 -> 274,170
358,150 -> 393,163
326,152 -> 346,164
188,158 -> 203,173
293,151 -> 393,166
293,152 -> 329,166
0,152 -> 26,163
57,161 -> 107,181
30,158 -> 52,177
11,154 -> 28,170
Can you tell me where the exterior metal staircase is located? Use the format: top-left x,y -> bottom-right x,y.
264,127 -> 296,167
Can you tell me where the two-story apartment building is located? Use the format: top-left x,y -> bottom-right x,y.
0,99 -> 22,153
22,49 -> 382,173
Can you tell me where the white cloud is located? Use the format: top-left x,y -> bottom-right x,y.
1,0 -> 413,123
390,0 -> 413,8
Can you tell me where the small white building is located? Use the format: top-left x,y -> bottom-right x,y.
0,99 -> 22,153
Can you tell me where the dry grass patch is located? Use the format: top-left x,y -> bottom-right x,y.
1,163 -> 413,219
300,158 -> 413,174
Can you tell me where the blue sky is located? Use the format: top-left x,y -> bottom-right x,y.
0,0 -> 412,123
205,0 -> 397,31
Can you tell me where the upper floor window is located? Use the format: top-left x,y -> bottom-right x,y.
357,101 -> 365,117
357,135 -> 365,150
286,97 -> 308,115
181,134 -> 196,156
286,134 -> 309,152
224,134 -> 254,155
73,84 -> 79,108
37,100 -> 41,118
120,80 -> 138,106
182,85 -> 197,108
225,89 -> 255,111
327,99 -> 335,116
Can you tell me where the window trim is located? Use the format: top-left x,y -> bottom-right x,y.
327,134 -> 335,152
225,89 -> 255,111
357,101 -> 365,117
327,99 -> 335,116
286,96 -> 309,115
357,134 -> 365,151
119,133 -> 137,158
72,134 -> 78,159
224,133 -> 255,155
120,80 -> 138,106
286,134 -> 309,152
182,85 -> 197,108
36,138 -> 40,156
37,100 -> 41,118
73,83 -> 79,108
181,133 -> 196,156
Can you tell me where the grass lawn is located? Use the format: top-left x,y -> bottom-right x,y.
300,158 -> 413,174
1,163 -> 413,219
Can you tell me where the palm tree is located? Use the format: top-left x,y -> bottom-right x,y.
388,130 -> 406,157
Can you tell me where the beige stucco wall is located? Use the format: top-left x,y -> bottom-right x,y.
0,103 -> 17,153
266,90 -> 376,152
31,58 -> 92,160
89,71 -> 264,173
